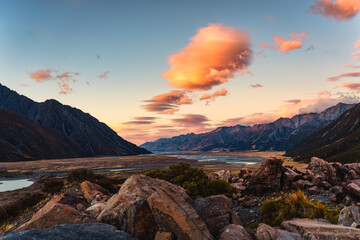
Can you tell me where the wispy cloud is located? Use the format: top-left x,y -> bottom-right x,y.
284,99 -> 301,104
309,0 -> 360,20
326,71 -> 360,82
142,90 -> 192,114
28,68 -> 79,95
250,84 -> 263,88
260,32 -> 307,54
199,88 -> 228,103
98,71 -> 110,79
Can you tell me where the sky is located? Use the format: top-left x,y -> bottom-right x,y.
1,0 -> 360,145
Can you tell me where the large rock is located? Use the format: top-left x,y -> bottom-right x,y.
282,167 -> 302,189
148,191 -> 213,240
280,218 -> 360,240
346,180 -> 360,198
80,181 -> 109,203
193,195 -> 242,238
307,157 -> 338,185
2,223 -> 137,240
97,175 -> 212,240
17,195 -> 94,230
256,223 -> 304,240
218,224 -> 252,240
58,185 -> 89,210
338,205 -> 360,228
247,158 -> 284,196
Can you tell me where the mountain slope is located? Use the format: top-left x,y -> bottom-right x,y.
0,83 -> 149,156
0,109 -> 86,162
286,103 -> 360,163
141,103 -> 355,152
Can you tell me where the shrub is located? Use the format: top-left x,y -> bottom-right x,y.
261,190 -> 341,226
145,162 -> 233,199
41,178 -> 64,194
66,169 -> 119,193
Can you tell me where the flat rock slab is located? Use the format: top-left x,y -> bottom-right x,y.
1,223 -> 137,240
280,218 -> 360,240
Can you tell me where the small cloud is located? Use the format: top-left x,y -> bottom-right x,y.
143,90 -> 192,114
96,53 -> 100,59
28,68 -> 79,95
260,33 -> 307,54
343,63 -> 360,69
306,45 -> 315,51
317,90 -> 331,95
257,49 -> 265,56
339,82 -> 360,91
171,114 -> 211,133
250,84 -> 263,88
200,88 -> 228,103
86,81 -> 90,86
98,71 -> 110,79
284,99 -> 301,104
355,39 -> 360,49
264,14 -> 275,22
326,71 -> 360,82
20,83 -> 30,87
352,51 -> 360,60
309,0 -> 360,21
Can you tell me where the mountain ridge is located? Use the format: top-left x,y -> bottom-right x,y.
140,102 -> 356,152
0,83 -> 150,157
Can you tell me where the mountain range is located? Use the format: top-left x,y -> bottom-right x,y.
140,103 -> 355,152
0,83 -> 149,161
286,102 -> 360,163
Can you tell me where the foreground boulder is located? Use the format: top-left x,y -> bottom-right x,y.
338,205 -> 360,228
2,223 -> 136,240
307,157 -> 338,185
256,223 -> 303,240
280,218 -> 360,240
192,195 -> 243,238
80,181 -> 109,203
148,191 -> 213,240
97,175 -> 213,240
17,195 -> 94,230
247,158 -> 283,196
218,224 -> 252,240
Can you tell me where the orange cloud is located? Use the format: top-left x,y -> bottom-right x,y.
98,71 -> 110,79
355,39 -> 360,49
343,63 -> 360,68
162,23 -> 252,91
339,82 -> 360,91
143,90 -> 192,114
20,83 -> 30,87
273,33 -> 307,53
200,88 -> 228,102
352,51 -> 360,60
172,114 -> 211,133
259,42 -> 272,49
29,69 -> 52,83
123,116 -> 158,125
28,68 -> 79,95
326,71 -> 360,81
317,90 -> 331,95
309,0 -> 360,20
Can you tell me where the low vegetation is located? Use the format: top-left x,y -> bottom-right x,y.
66,169 -> 120,193
261,190 -> 341,227
145,162 -> 234,199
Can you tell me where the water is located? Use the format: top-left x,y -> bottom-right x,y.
0,179 -> 34,192
159,153 -> 264,165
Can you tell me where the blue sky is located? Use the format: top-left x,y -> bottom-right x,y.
1,0 -> 360,144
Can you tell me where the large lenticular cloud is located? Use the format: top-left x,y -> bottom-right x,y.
162,24 -> 252,91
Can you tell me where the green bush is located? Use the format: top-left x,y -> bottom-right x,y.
261,190 -> 341,226
66,169 -> 119,193
145,162 -> 234,199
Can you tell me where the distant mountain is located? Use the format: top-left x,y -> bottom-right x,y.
0,83 -> 150,157
0,109 -> 85,162
140,103 -> 355,152
286,103 -> 360,163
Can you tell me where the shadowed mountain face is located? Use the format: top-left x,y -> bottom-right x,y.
0,109 -> 85,162
140,103 -> 355,152
0,83 -> 150,158
286,103 -> 360,163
